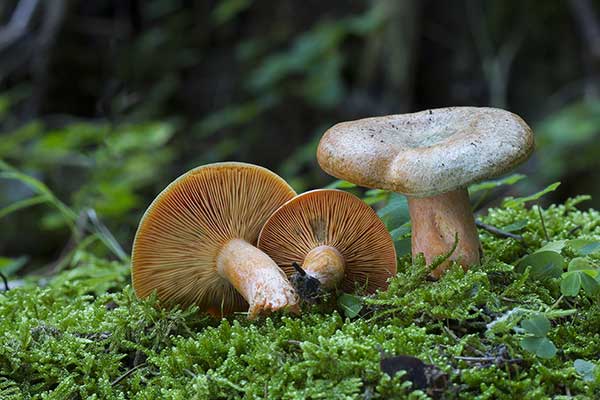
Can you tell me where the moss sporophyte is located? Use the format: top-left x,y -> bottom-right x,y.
1,194 -> 599,398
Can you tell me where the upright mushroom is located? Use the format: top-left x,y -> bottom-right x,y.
132,162 -> 299,319
257,189 -> 397,297
317,107 -> 534,278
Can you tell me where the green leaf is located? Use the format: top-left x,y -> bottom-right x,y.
520,337 -> 557,359
581,273 -> 600,297
0,256 -> 28,275
521,314 -> 551,337
574,359 -> 597,382
212,0 -> 253,25
536,240 -> 567,253
377,193 -> 409,230
568,257 -> 596,273
0,170 -> 76,229
325,180 -> 356,189
194,99 -> 274,138
0,195 -> 48,219
502,219 -> 528,232
567,239 -> 600,256
337,293 -> 363,319
537,339 -> 558,359
389,223 -> 411,240
503,182 -> 561,207
393,238 -> 412,258
365,189 -> 386,197
362,189 -> 388,206
517,251 -> 564,280
561,272 -> 581,296
468,173 -> 526,194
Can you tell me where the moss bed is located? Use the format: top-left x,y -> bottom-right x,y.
1,197 -> 599,399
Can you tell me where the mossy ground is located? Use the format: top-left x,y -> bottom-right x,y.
1,198 -> 599,399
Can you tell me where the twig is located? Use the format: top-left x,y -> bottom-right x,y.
568,225 -> 582,236
443,326 -> 461,342
111,362 -> 147,386
475,220 -> 524,241
548,295 -> 564,311
85,209 -> 128,262
443,326 -> 485,356
183,368 -> 196,378
454,356 -> 522,363
0,272 -> 9,291
536,204 -> 550,242
0,0 -> 40,50
500,296 -> 519,303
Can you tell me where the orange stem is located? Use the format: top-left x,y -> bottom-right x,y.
408,188 -> 481,278
302,245 -> 345,289
217,239 -> 299,319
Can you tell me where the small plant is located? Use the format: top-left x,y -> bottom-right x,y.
516,239 -> 600,297
561,257 -> 600,297
337,293 -> 363,319
574,359 -> 597,383
519,314 -> 557,359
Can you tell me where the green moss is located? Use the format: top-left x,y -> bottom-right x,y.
1,199 -> 599,399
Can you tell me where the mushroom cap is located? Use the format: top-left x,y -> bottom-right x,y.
317,107 -> 534,197
257,189 -> 397,293
131,162 -> 296,314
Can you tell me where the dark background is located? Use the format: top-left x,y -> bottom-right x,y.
1,0 -> 599,270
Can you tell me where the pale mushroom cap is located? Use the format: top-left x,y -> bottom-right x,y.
317,107 -> 534,197
131,162 -> 296,314
257,189 -> 397,293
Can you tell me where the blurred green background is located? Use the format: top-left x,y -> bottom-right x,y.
1,0 -> 599,271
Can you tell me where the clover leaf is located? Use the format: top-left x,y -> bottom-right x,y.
519,314 -> 557,359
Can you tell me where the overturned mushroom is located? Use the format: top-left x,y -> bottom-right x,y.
257,189 -> 396,297
131,162 -> 299,319
317,107 -> 534,278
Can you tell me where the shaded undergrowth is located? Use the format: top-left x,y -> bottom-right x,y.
1,197 -> 599,399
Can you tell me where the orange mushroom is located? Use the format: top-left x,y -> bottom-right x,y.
317,107 -> 534,278
131,162 -> 299,319
257,189 -> 397,298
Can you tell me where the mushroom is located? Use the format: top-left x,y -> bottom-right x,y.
131,162 -> 299,319
317,107 -> 534,278
257,189 -> 397,298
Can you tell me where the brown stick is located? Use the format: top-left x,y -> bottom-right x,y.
111,363 -> 147,386
0,272 -> 8,291
475,220 -> 524,241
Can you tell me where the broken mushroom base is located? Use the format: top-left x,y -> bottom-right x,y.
217,239 -> 300,319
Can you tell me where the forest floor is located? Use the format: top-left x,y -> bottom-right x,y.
1,196 -> 599,399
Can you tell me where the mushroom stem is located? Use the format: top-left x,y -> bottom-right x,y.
407,188 -> 481,278
217,239 -> 299,319
301,245 -> 345,289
